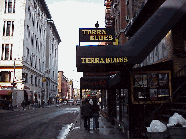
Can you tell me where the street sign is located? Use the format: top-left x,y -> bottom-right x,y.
79,28 -> 115,42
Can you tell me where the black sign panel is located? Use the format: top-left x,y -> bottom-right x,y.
79,28 -> 115,42
80,77 -> 109,89
77,1 -> 186,72
83,71 -> 118,77
76,45 -> 136,72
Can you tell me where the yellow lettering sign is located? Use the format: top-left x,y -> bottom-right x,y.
82,30 -> 91,35
99,36 -> 103,40
94,36 -> 98,40
81,58 -> 86,63
95,58 -> 99,63
109,35 -> 113,40
81,57 -> 128,64
90,35 -> 94,40
82,30 -> 109,35
117,58 -> 119,63
102,30 -> 106,34
100,58 -> 105,63
106,58 -> 110,63
119,58 -> 123,62
97,30 -> 101,34
124,57 -> 128,62
92,30 -> 96,34
104,35 -> 108,40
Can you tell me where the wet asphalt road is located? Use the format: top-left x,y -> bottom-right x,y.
0,105 -> 79,139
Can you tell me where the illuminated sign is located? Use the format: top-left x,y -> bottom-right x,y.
79,28 -> 115,42
80,57 -> 128,64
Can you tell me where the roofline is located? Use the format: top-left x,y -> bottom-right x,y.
41,0 -> 61,43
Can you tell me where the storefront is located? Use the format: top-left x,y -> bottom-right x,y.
131,71 -> 171,103
76,1 -> 186,137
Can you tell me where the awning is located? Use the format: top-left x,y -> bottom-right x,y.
0,90 -> 12,95
76,0 -> 186,72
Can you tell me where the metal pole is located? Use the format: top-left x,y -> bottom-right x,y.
12,60 -> 15,110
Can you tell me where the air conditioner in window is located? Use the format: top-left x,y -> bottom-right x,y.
125,16 -> 130,22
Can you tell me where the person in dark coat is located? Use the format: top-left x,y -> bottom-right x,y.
82,98 -> 92,131
21,100 -> 26,110
92,98 -> 100,130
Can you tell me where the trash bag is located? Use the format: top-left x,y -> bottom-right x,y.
147,120 -> 167,132
167,113 -> 186,127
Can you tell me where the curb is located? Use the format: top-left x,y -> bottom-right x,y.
65,111 -> 81,139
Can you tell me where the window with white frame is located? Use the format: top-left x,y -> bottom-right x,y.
26,48 -> 29,63
35,76 -> 37,86
3,21 -> 14,36
35,56 -> 37,69
31,75 -> 33,85
1,44 -> 13,60
4,0 -> 16,13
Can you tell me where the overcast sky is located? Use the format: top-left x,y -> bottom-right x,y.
45,0 -> 105,88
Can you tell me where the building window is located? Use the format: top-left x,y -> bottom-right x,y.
52,44 -> 53,54
1,44 -> 13,60
35,76 -> 37,86
22,73 -> 28,83
38,79 -> 40,87
31,75 -> 33,85
26,48 -> 29,63
31,34 -> 34,46
30,53 -> 34,67
35,56 -> 37,69
5,0 -> 16,13
27,25 -> 30,38
3,21 -> 14,36
36,39 -> 38,51
39,59 -> 41,71
0,71 -> 11,82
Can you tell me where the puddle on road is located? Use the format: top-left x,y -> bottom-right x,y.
57,123 -> 74,139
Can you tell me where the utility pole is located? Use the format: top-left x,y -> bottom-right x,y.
11,59 -> 16,110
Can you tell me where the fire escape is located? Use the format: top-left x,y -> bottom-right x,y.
104,0 -> 115,45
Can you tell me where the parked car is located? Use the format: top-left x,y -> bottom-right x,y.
0,99 -> 11,110
63,101 -> 67,105
76,99 -> 81,106
0,99 -> 5,109
67,99 -> 75,105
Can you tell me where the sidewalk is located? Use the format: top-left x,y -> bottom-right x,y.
66,113 -> 127,139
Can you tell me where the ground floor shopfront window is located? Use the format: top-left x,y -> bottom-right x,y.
132,71 -> 171,103
115,89 -> 129,124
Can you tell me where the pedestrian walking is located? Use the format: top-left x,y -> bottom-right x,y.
92,98 -> 100,130
27,100 -> 31,110
82,98 -> 92,131
21,100 -> 25,110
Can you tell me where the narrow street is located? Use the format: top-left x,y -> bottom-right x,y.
0,105 -> 79,139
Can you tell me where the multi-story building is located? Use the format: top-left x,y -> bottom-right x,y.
58,71 -> 69,100
0,0 -> 61,107
98,0 -> 186,137
69,79 -> 74,99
